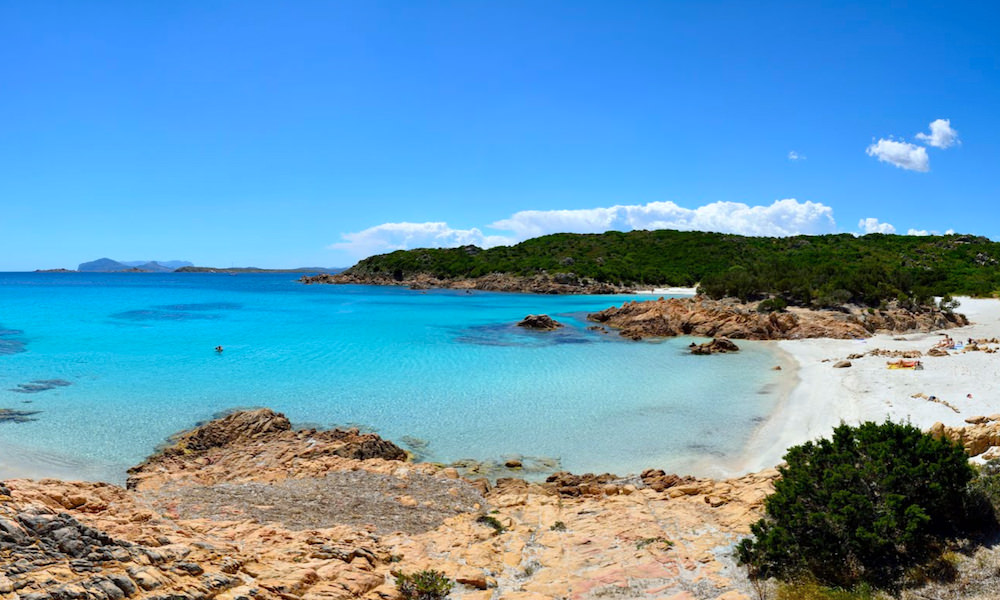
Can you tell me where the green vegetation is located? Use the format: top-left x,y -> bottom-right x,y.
636,536 -> 673,550
737,421 -> 979,591
772,581 -> 887,600
345,230 -> 1000,306
549,520 -> 567,531
476,514 -> 506,534
394,569 -> 454,600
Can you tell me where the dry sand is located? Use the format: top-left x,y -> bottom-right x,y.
739,297 -> 1000,473
634,286 -> 698,295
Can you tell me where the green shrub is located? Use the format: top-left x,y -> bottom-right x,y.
939,294 -> 961,313
549,520 -> 567,531
757,297 -> 788,313
737,421 -> 975,590
774,580 -> 887,600
395,569 -> 454,600
904,551 -> 959,586
966,458 -> 1000,526
476,514 -> 506,534
636,536 -> 673,550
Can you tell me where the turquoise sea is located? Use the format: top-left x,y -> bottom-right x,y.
0,273 -> 788,484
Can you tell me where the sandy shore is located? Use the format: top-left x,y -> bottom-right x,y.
739,297 -> 1000,472
633,286 -> 697,295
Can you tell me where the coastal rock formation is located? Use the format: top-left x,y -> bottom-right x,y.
0,479 -> 252,600
848,348 -> 924,360
588,296 -> 968,341
301,272 -> 630,294
126,408 -> 407,491
689,337 -> 740,355
929,415 -> 1000,459
13,407 -> 1000,600
516,314 -> 563,330
5,409 -> 796,600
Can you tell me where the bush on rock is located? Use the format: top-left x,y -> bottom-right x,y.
395,569 -> 454,600
737,421 -> 976,590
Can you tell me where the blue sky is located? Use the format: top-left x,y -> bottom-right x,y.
1,1 -> 998,270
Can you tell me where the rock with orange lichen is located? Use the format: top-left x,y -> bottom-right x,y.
126,408 -> 408,491
929,415 -> 1000,457
3,409 -> 786,600
382,469 -> 779,600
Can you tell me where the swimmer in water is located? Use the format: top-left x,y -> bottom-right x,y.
215,346 -> 224,353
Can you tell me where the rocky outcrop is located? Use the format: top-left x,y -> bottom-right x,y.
516,314 -> 562,330
4,409 -> 795,600
0,479 -> 244,600
848,348 -> 923,360
589,296 -> 968,341
689,337 -> 740,354
126,408 -> 407,491
929,415 -> 1000,460
301,272 -> 631,294
10,406 -> 1000,600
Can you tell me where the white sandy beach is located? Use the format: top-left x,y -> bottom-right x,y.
634,286 -> 698,295
739,297 -> 1000,473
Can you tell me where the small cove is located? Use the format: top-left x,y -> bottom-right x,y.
0,272 -> 790,483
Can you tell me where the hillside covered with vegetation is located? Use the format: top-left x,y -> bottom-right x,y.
343,230 -> 1000,307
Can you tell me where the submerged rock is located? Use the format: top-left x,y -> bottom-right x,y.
516,314 -> 563,330
9,379 -> 72,394
0,408 -> 41,423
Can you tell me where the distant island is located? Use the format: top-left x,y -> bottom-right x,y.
303,230 -> 1000,307
77,258 -> 194,273
35,258 -> 343,274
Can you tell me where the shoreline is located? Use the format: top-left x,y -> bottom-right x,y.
740,297 -> 1000,473
632,286 -> 697,295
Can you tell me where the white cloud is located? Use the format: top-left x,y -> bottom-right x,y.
865,138 -> 930,172
492,199 -> 836,239
788,151 -> 806,161
332,199 -> 838,258
329,222 -> 514,259
859,218 -> 896,234
906,228 -> 955,236
915,118 -> 959,149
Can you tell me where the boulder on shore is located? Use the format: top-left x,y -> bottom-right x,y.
517,314 -> 563,330
689,337 -> 740,355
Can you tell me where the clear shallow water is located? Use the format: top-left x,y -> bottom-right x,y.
0,273 -> 788,483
